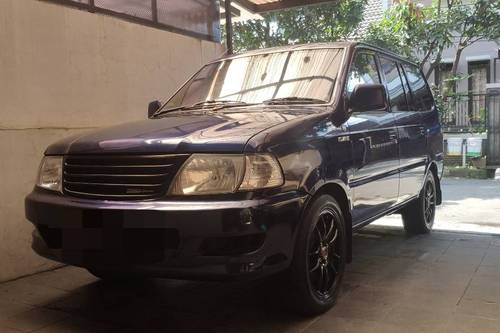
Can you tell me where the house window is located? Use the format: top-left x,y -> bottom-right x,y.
469,61 -> 490,94
468,61 -> 490,124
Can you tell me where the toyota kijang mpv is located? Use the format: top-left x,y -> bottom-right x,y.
26,42 -> 443,314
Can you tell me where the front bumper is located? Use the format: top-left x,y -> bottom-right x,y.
25,189 -> 307,280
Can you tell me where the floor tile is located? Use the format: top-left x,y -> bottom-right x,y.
2,308 -> 68,332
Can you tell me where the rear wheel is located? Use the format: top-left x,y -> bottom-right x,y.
487,169 -> 497,179
289,195 -> 346,315
402,172 -> 437,234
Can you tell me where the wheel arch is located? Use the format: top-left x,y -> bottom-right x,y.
304,181 -> 353,263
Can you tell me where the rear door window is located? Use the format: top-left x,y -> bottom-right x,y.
379,57 -> 409,112
402,64 -> 434,111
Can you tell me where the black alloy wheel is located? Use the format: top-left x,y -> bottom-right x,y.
423,179 -> 436,227
402,172 -> 437,234
308,208 -> 343,299
288,195 -> 346,315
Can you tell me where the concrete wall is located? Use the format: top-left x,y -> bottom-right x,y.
0,0 -> 223,282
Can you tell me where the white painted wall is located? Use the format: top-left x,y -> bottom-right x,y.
0,0 -> 223,282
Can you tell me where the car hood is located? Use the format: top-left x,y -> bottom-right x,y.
46,106 -> 324,155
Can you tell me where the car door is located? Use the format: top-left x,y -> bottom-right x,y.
346,51 -> 400,225
395,63 -> 432,201
378,58 -> 427,202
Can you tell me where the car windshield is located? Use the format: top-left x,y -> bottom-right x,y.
162,48 -> 344,111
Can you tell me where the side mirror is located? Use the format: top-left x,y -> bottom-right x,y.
148,100 -> 162,118
349,84 -> 388,113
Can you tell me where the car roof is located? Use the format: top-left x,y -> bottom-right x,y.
218,42 -> 353,61
217,41 -> 417,67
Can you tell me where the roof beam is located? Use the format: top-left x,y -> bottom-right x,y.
232,0 -> 257,13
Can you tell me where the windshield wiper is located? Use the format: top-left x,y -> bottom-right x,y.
154,100 -> 250,117
190,99 -> 248,107
263,97 -> 328,105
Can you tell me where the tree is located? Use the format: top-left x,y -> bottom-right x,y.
363,0 -> 456,79
363,0 -> 500,93
445,0 -> 500,93
222,0 -> 367,53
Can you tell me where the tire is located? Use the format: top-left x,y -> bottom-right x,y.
487,169 -> 496,179
289,195 -> 346,316
402,172 -> 437,234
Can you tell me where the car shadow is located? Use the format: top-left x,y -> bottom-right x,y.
32,224 -> 494,333
41,266 -> 320,332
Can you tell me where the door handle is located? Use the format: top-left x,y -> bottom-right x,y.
389,134 -> 398,141
419,127 -> 426,136
359,138 -> 368,165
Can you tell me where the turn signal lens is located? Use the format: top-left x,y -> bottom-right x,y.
36,156 -> 63,192
239,154 -> 284,191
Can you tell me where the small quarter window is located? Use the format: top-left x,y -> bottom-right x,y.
380,58 -> 409,112
402,64 -> 434,111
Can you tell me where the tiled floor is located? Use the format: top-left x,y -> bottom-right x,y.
1,225 -> 500,333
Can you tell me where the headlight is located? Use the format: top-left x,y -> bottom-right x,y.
169,154 -> 283,195
37,156 -> 63,192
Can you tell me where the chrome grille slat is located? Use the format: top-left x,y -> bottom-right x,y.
64,172 -> 169,178
65,163 -> 174,168
64,189 -> 155,199
63,154 -> 188,201
64,181 -> 164,187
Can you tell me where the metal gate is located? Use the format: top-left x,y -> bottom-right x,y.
487,89 -> 500,169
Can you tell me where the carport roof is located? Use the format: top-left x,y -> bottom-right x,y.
234,0 -> 338,13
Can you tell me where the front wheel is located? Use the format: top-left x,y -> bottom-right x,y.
401,172 -> 437,234
289,195 -> 346,315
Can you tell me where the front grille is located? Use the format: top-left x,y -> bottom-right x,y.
63,154 -> 188,200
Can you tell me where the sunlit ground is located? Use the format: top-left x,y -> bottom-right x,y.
374,177 -> 500,235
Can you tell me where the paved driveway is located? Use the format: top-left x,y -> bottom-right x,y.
1,178 -> 500,333
376,178 -> 500,234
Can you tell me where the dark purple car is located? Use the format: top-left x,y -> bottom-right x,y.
25,42 -> 443,314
